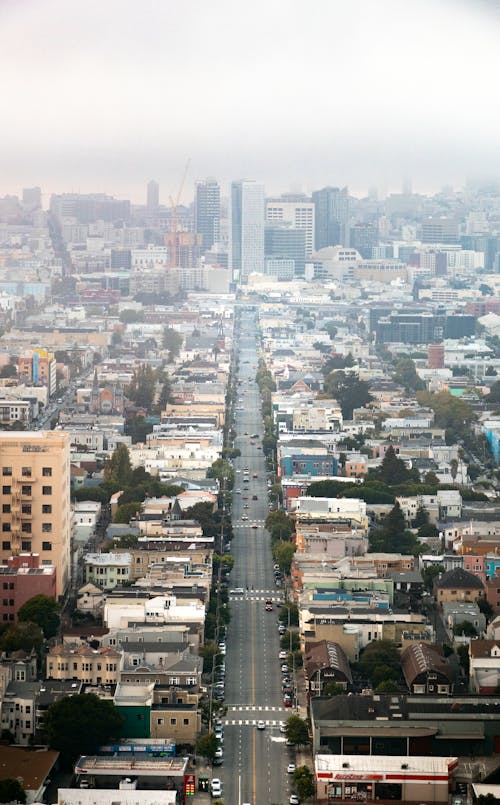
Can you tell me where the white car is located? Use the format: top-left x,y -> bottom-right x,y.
290,795 -> 300,804
279,650 -> 287,660
256,720 -> 266,730
287,763 -> 296,774
211,778 -> 222,797
279,721 -> 287,733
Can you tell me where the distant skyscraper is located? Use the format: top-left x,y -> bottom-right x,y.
147,180 -> 159,213
230,180 -> 265,280
264,223 -> 306,277
195,177 -> 220,252
266,195 -> 315,257
22,187 -> 41,212
312,186 -> 350,250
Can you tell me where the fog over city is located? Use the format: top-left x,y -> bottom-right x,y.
1,0 -> 499,199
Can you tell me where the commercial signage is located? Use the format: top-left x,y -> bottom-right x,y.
334,773 -> 383,781
184,774 -> 195,797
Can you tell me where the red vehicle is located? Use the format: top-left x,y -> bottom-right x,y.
252,473 -> 258,478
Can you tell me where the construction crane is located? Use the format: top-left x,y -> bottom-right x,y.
168,158 -> 191,268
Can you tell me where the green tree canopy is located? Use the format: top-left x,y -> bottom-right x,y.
323,370 -> 373,418
272,541 -> 296,574
293,765 -> 315,800
126,364 -> 156,410
46,693 -> 124,765
0,363 -> 17,378
279,603 -> 299,627
196,731 -> 219,762
104,443 -> 133,486
377,445 -> 414,485
119,309 -> 144,324
0,621 -> 43,654
113,501 -> 142,524
416,390 -> 476,443
359,639 -> 400,686
392,357 -> 425,392
162,327 -> 183,361
322,321 -> 338,340
285,715 -> 310,746
265,510 -> 295,541
0,778 -> 26,804
453,620 -> 478,637
18,594 -> 60,639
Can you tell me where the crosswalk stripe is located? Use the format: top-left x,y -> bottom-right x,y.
223,719 -> 280,726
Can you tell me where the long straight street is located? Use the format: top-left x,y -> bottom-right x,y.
219,309 -> 295,805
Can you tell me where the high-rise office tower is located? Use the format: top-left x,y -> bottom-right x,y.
230,180 -> 265,280
147,180 -> 160,214
195,178 -> 220,252
264,223 -> 306,277
312,186 -> 350,250
22,187 -> 41,212
266,195 -> 315,257
0,432 -> 71,598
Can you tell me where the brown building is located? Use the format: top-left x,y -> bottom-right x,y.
428,343 -> 445,369
400,642 -> 454,695
485,578 -> 500,614
435,567 -> 485,608
150,686 -> 201,747
0,432 -> 71,598
304,640 -> 352,696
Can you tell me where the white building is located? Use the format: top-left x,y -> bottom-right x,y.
231,180 -> 265,279
104,594 -> 205,630
266,198 -> 315,257
295,496 -> 368,529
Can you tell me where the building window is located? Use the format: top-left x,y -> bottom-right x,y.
21,485 -> 31,496
21,541 -> 31,552
21,467 -> 31,477
2,504 -> 10,514
2,524 -> 11,533
21,523 -> 31,533
2,467 -> 12,476
2,541 -> 10,551
170,718 -> 177,725
183,718 -> 189,725
21,504 -> 31,515
42,523 -> 52,533
157,718 -> 164,725
42,542 -> 52,551
42,467 -> 52,477
42,504 -> 52,514
42,486 -> 52,495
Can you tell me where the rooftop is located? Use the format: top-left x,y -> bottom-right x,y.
435,567 -> 484,589
0,745 -> 59,792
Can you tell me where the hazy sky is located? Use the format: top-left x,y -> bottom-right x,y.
1,0 -> 499,203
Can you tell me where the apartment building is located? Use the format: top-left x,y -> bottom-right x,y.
0,432 -> 71,598
46,644 -> 121,685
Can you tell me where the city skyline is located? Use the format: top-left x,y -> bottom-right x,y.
1,0 -> 499,202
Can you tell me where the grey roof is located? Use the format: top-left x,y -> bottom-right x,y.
436,567 -> 484,590
120,641 -> 187,653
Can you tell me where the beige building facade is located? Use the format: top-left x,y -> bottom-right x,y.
0,432 -> 71,597
46,644 -> 121,685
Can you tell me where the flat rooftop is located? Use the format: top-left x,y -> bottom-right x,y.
75,755 -> 188,777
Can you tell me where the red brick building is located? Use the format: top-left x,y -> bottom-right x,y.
0,553 -> 56,623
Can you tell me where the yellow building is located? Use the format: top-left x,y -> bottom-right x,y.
46,644 -> 121,685
0,432 -> 71,598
